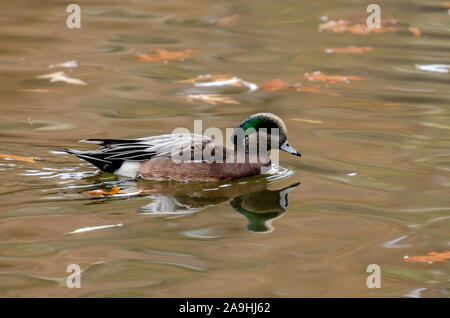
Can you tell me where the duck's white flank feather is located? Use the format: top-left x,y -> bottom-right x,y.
115,161 -> 141,178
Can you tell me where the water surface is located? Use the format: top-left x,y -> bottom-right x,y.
0,0 -> 449,297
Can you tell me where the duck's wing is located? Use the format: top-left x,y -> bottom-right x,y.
65,134 -> 221,174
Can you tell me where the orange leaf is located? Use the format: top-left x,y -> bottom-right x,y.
182,94 -> 240,105
325,46 -> 373,54
319,19 -> 398,35
215,14 -> 239,25
404,251 -> 450,263
88,186 -> 121,196
258,78 -> 293,91
137,49 -> 198,63
0,154 -> 36,163
442,2 -> 450,8
303,71 -> 363,84
408,26 -> 421,38
297,85 -> 340,96
370,26 -> 399,33
345,24 -> 370,35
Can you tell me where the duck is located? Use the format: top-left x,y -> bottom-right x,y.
64,113 -> 301,181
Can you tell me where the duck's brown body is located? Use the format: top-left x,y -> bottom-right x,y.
139,155 -> 271,181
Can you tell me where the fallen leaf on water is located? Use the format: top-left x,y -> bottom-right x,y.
88,186 -> 121,196
138,189 -> 157,194
408,26 -> 421,38
182,94 -> 241,105
318,19 -> 349,33
404,251 -> 450,263
178,74 -> 232,83
68,223 -> 123,234
370,26 -> 400,33
179,74 -> 258,92
137,49 -> 198,63
18,89 -> 55,93
49,60 -> 78,68
415,64 -> 450,74
258,78 -> 293,91
303,71 -> 363,84
37,71 -> 87,85
345,23 -> 371,35
88,187 -> 156,197
0,154 -> 36,163
297,85 -> 340,96
291,118 -> 323,124
324,46 -> 373,54
319,19 -> 398,35
215,14 -> 239,25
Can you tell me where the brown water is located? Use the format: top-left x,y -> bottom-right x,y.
0,0 -> 449,297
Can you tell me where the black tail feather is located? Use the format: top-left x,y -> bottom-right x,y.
63,148 -> 122,173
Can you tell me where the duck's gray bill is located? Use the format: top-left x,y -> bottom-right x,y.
280,140 -> 301,157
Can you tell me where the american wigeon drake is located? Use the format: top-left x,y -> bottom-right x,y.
65,113 -> 301,181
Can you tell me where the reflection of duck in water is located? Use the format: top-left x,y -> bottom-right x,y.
230,183 -> 299,233
133,171 -> 300,232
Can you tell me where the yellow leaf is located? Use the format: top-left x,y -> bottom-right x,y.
182,94 -> 240,105
291,118 -> 323,124
178,74 -> 232,83
0,154 -> 36,163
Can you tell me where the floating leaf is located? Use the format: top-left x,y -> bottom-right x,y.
68,223 -> 123,234
319,20 -> 349,33
408,26 -> 421,38
215,14 -> 239,25
182,94 -> 241,105
49,60 -> 78,68
0,153 -> 36,163
88,186 -> 121,196
319,19 -> 398,35
37,71 -> 87,85
297,85 -> 340,96
370,26 -> 399,33
178,74 -> 232,83
137,49 -> 198,63
415,64 -> 450,74
258,78 -> 293,91
303,71 -> 363,84
404,251 -> 450,263
292,118 -> 323,124
18,89 -> 55,93
324,46 -> 373,54
180,74 -> 258,92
